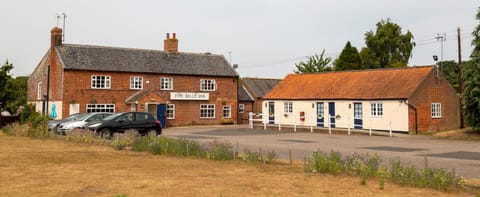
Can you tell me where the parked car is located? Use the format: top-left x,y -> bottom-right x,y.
57,112 -> 113,134
48,113 -> 85,132
87,112 -> 162,138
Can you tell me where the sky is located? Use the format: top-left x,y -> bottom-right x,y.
0,0 -> 478,78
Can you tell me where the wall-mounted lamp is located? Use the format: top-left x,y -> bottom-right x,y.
348,104 -> 351,109
312,103 -> 315,108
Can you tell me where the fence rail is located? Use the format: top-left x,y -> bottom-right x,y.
248,112 -> 395,137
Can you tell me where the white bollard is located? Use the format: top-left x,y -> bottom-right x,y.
328,119 -> 332,135
389,121 -> 392,137
279,124 -> 281,131
293,114 -> 297,132
264,122 -> 266,130
348,115 -> 351,135
369,118 -> 372,136
310,126 -> 313,133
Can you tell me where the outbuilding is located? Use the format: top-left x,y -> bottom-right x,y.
262,66 -> 459,134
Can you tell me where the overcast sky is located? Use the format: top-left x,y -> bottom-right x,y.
0,0 -> 478,78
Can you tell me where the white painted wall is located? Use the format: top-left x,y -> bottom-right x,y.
262,100 -> 409,132
29,101 -> 63,120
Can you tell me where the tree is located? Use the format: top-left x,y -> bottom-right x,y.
293,49 -> 332,74
333,41 -> 362,71
0,60 -> 14,113
364,19 -> 415,68
359,47 -> 380,69
463,7 -> 480,130
439,60 -> 460,92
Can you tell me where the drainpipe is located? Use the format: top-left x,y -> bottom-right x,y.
404,99 -> 418,135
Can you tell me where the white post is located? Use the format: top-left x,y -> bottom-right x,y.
249,112 -> 253,128
348,114 -> 351,135
369,118 -> 372,136
293,114 -> 297,132
328,114 -> 332,135
264,122 -> 266,130
310,126 -> 313,133
389,121 -> 392,137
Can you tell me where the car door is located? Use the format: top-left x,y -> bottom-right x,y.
116,113 -> 135,132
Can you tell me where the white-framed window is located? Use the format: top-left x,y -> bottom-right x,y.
86,104 -> 115,113
200,104 -> 215,119
160,77 -> 173,90
91,75 -> 111,89
370,102 -> 383,117
200,79 -> 217,91
130,76 -> 143,90
223,105 -> 231,118
431,103 -> 442,118
36,82 -> 42,100
166,104 -> 175,119
239,104 -> 245,113
284,101 -> 293,113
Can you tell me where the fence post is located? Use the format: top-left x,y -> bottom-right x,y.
328,117 -> 332,135
293,114 -> 297,132
303,154 -> 308,173
369,118 -> 372,136
289,149 -> 292,165
389,121 -> 392,137
248,112 -> 253,128
451,168 -> 457,189
186,143 -> 189,157
348,114 -> 351,135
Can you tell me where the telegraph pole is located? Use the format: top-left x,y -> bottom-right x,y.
457,27 -> 464,128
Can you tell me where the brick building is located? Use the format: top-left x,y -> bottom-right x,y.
262,66 -> 459,134
27,27 -> 239,127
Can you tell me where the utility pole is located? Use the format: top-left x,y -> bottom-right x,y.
436,33 -> 447,61
457,27 -> 464,128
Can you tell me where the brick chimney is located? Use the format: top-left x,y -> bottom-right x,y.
164,32 -> 178,54
51,27 -> 63,48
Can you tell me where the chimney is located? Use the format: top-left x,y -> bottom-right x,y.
51,27 -> 63,49
164,32 -> 178,54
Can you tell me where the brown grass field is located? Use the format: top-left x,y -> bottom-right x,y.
0,133 -> 476,197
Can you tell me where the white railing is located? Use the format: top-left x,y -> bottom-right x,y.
248,112 -> 393,137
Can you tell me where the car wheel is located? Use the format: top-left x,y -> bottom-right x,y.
101,128 -> 113,139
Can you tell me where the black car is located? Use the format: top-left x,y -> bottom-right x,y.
87,112 -> 162,137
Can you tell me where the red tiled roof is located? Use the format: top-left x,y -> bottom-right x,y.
263,66 -> 434,100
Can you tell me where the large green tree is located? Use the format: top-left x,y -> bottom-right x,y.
463,7 -> 480,130
439,60 -> 460,92
294,49 -> 333,73
364,19 -> 415,68
333,41 -> 362,71
0,61 -> 27,115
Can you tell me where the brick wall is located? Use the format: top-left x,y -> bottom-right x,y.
62,70 -> 238,126
238,101 -> 253,124
408,70 -> 459,133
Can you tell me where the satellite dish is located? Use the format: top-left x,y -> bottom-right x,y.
233,64 -> 238,69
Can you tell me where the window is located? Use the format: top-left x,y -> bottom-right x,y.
91,75 -> 111,89
200,104 -> 215,118
284,101 -> 293,113
431,103 -> 442,118
223,105 -> 231,118
166,104 -> 175,119
354,103 -> 362,119
239,104 -> 245,113
86,104 -> 115,113
130,76 -> 143,90
370,102 -> 383,117
37,82 -> 42,100
160,77 -> 173,90
200,79 -> 216,91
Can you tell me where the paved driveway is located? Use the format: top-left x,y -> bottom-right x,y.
164,125 -> 480,179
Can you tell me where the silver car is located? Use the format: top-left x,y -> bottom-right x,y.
57,112 -> 113,134
48,113 -> 85,131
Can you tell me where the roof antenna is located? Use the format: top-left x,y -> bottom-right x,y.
61,13 -> 67,42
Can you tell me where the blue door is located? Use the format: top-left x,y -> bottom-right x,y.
354,102 -> 363,129
316,102 -> 324,127
157,104 -> 167,128
328,102 -> 335,128
268,102 -> 275,124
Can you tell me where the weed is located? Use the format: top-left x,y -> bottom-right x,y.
265,149 -> 279,164
1,125 -> 14,136
244,148 -> 261,163
204,140 -> 234,161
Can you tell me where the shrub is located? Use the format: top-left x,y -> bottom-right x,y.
65,129 -> 103,144
204,140 -> 234,161
265,149 -> 279,164
1,124 -> 14,136
27,115 -> 51,139
132,136 -> 150,152
112,135 -> 128,150
244,148 -> 261,163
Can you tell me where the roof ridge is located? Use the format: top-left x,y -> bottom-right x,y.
59,43 -> 225,57
243,77 -> 282,80
290,66 -> 435,76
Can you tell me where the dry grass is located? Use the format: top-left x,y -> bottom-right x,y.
0,133 -> 476,197
433,127 -> 480,141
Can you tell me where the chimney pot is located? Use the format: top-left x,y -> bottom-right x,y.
173,33 -> 176,39
164,32 -> 178,54
166,33 -> 170,39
